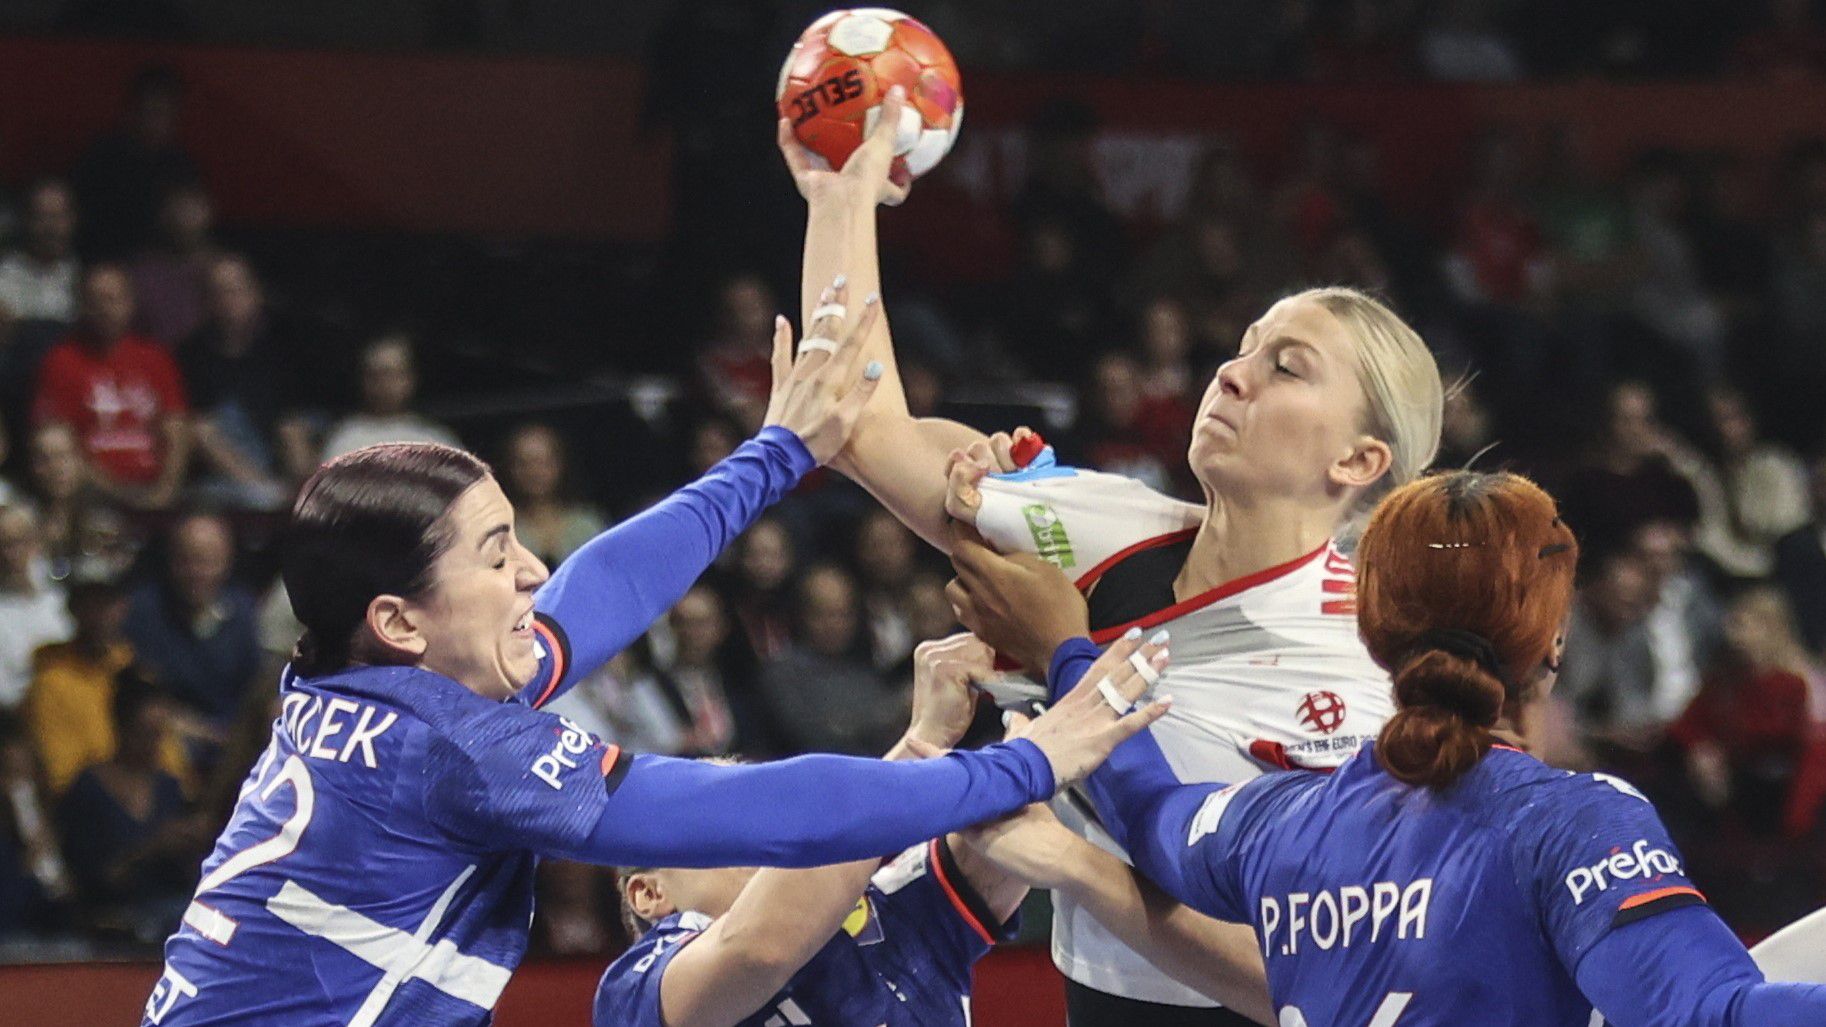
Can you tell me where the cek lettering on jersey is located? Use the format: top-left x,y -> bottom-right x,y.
531,716 -> 597,789
279,693 -> 398,769
1259,879 -> 1432,958
1563,839 -> 1683,906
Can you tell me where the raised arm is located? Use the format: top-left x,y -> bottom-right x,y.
781,88 -> 991,551
525,295 -> 885,706
1576,906 -> 1826,1025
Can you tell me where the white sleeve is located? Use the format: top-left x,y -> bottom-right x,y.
974,463 -> 1201,579
1753,906 -> 1826,984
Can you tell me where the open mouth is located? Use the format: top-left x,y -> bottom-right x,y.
512,609 -> 533,634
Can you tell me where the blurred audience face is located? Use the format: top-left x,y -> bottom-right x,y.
69,583 -> 129,647
1630,520 -> 1689,592
0,506 -> 41,592
905,574 -> 957,641
1441,381 -> 1493,458
81,266 -> 136,343
717,274 -> 775,347
738,519 -> 793,594
854,509 -> 915,589
1723,588 -> 1799,670
115,689 -> 174,769
168,514 -> 234,612
1605,382 -> 1662,460
206,255 -> 264,334
1025,222 -> 1076,276
360,337 -> 417,416
28,423 -> 84,502
688,419 -> 741,476
24,180 -> 76,261
1141,298 -> 1192,369
1191,218 -> 1244,282
1587,554 -> 1655,631
670,586 -> 728,666
798,565 -> 859,658
505,425 -> 565,505
1706,389 -> 1757,457
1091,352 -> 1143,429
1188,295 -> 1377,501
159,185 -> 213,252
131,77 -> 181,148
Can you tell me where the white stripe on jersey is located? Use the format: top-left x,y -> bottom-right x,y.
977,468 -> 1395,1005
265,867 -> 513,1024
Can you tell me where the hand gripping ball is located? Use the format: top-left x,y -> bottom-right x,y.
777,8 -> 964,179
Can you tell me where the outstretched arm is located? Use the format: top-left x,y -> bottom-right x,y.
525,297 -> 886,706
783,89 -> 990,551
1577,905 -> 1826,1026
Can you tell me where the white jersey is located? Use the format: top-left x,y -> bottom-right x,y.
976,462 -> 1395,1006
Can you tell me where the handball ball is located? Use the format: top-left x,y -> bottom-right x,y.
777,8 -> 964,179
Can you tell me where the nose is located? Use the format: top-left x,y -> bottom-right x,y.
1215,356 -> 1248,399
517,543 -> 550,592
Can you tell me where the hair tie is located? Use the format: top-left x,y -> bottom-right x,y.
1411,628 -> 1504,681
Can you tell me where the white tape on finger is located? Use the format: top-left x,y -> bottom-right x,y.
1126,650 -> 1162,687
810,303 -> 848,324
1096,677 -> 1133,716
796,337 -> 840,357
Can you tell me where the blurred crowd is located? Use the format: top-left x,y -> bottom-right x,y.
2,8 -> 1826,963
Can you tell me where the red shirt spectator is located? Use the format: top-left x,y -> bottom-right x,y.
32,265 -> 189,496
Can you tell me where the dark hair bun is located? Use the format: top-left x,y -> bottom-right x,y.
1378,650 -> 1506,789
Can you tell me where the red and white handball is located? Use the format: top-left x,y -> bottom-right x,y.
777,8 -> 964,180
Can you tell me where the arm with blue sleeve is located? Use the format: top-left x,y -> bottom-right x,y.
1576,907 -> 1826,1025
560,743 -> 1059,870
522,426 -> 814,708
1046,637 -> 1240,917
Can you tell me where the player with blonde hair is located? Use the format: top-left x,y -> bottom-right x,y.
780,89 -> 1444,1024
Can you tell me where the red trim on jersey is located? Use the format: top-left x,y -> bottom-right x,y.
1087,541 -> 1335,645
928,838 -> 997,946
1489,743 -> 1528,755
1247,739 -> 1342,774
1619,885 -> 1706,911
528,620 -> 567,709
599,744 -> 623,774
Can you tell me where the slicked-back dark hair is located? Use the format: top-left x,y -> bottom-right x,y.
283,442 -> 491,677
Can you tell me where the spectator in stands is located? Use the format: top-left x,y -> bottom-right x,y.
1671,588 -> 1820,829
1013,98 -> 1127,285
652,584 -> 773,756
1076,351 -> 1195,497
996,216 -> 1113,378
1774,450 -> 1826,655
23,571 -> 137,795
726,517 -> 795,661
124,513 -> 259,726
21,422 -> 137,582
1556,380 -> 1701,551
1693,386 -> 1811,578
0,179 -> 80,325
1556,549 -> 1662,752
0,506 -> 73,711
685,416 -> 743,478
759,564 -> 908,756
0,711 -> 72,939
500,423 -> 606,567
56,675 -> 205,944
1435,373 -> 1498,469
1135,296 -> 1195,404
1444,127 -> 1554,401
129,182 -> 216,345
852,507 -> 921,670
31,265 -> 191,511
179,254 -> 304,510
318,333 -> 459,460
1633,517 -> 1726,727
1625,150 -> 1727,379
71,66 -> 201,261
694,273 -> 777,432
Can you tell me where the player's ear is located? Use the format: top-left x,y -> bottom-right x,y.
623,871 -> 672,926
1330,434 -> 1393,493
364,594 -> 428,662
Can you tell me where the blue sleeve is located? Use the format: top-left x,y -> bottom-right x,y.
1575,905 -> 1826,1026
1517,773 -> 1708,970
866,838 -> 1016,986
1047,636 -> 1246,920
562,743 -> 1056,869
520,426 -> 814,709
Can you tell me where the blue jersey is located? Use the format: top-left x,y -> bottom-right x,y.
142,430 -> 1060,1026
594,838 -> 1014,1027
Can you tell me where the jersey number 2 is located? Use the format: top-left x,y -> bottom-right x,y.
182,752 -> 317,945
1281,992 -> 1412,1027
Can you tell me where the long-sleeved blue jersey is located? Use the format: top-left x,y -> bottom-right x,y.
141,430 -> 1057,1026
594,838 -> 1015,1027
1049,637 -> 1826,1027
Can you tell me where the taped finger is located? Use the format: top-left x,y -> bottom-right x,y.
796,336 -> 840,357
1096,676 -> 1133,716
1126,650 -> 1162,688
810,303 -> 848,324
